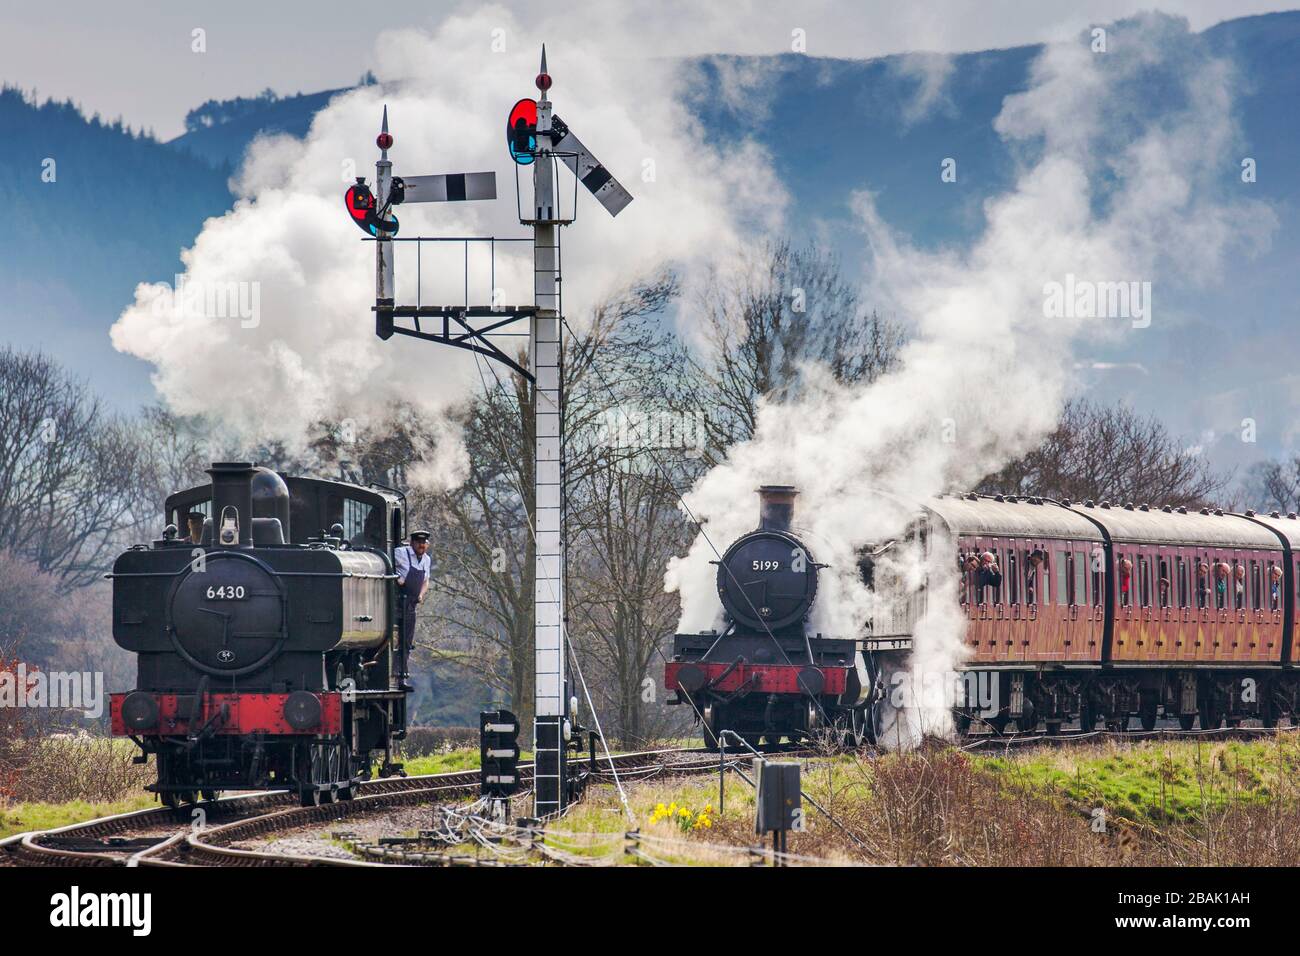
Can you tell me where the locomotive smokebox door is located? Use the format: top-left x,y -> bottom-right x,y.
754,759 -> 801,833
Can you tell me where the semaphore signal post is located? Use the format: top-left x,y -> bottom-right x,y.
349,47 -> 631,816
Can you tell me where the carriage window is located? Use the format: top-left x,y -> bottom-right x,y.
1214,558 -> 1227,610
1251,560 -> 1261,611
1270,561 -> 1281,611
962,554 -> 976,606
1138,556 -> 1151,608
1197,558 -> 1209,609
1056,550 -> 1069,604
1007,550 -> 1020,604
1091,546 -> 1104,607
1023,549 -> 1039,605
1157,557 -> 1170,608
1117,552 -> 1131,607
1176,557 -> 1188,609
1040,552 -> 1051,605
1074,551 -> 1087,606
1233,560 -> 1244,610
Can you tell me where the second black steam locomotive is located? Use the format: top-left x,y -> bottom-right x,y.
109,462 -> 411,806
665,486 -> 878,747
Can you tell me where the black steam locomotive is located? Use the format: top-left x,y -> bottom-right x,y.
665,486 -> 878,747
109,463 -> 411,806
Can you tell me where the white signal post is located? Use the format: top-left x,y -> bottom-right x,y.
530,46 -> 568,817
375,106 -> 395,317
360,46 -> 630,818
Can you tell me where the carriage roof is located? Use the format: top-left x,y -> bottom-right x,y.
925,493 -> 1284,552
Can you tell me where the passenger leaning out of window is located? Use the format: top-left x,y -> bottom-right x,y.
976,551 -> 1002,599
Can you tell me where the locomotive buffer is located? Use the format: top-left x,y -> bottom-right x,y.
352,47 -> 631,816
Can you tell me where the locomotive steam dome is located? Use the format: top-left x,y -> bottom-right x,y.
716,486 -> 818,630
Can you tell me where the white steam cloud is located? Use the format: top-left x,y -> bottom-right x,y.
111,5 -> 785,484
666,14 -> 1275,744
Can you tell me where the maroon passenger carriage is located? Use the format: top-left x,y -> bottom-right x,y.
666,488 -> 1300,745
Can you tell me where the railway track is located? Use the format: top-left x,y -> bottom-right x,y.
956,723 -> 1300,750
8,728 -> 1279,868
0,748 -> 728,868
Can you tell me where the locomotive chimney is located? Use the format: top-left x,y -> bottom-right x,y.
757,485 -> 798,533
208,462 -> 257,548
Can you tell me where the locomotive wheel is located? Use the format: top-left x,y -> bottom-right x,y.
1178,714 -> 1196,731
987,713 -> 1010,736
201,789 -> 219,802
1139,708 -> 1158,732
1045,720 -> 1063,737
954,712 -> 972,736
161,791 -> 180,810
299,743 -> 325,806
700,704 -> 723,750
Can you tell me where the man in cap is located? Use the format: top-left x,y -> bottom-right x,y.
393,530 -> 432,692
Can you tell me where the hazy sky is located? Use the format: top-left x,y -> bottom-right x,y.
2,0 -> 1294,139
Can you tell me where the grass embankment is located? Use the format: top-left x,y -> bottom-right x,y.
0,796 -> 157,839
399,748 -> 529,776
548,734 -> 1300,866
976,734 -> 1300,826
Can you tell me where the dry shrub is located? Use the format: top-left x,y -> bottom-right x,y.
398,725 -> 478,758
7,736 -> 152,803
712,744 -> 1135,866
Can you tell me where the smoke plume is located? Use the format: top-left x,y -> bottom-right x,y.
110,6 -> 784,484
666,14 -> 1275,744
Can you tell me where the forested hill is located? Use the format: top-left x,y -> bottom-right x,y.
0,86 -> 234,401
167,82 -> 362,168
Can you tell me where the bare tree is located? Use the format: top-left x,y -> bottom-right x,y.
978,398 -> 1227,508
0,348 -> 150,585
686,240 -> 905,465
1246,458 -> 1300,514
415,272 -> 688,732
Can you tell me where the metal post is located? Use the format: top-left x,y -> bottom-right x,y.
531,47 -> 566,817
375,106 -> 395,332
